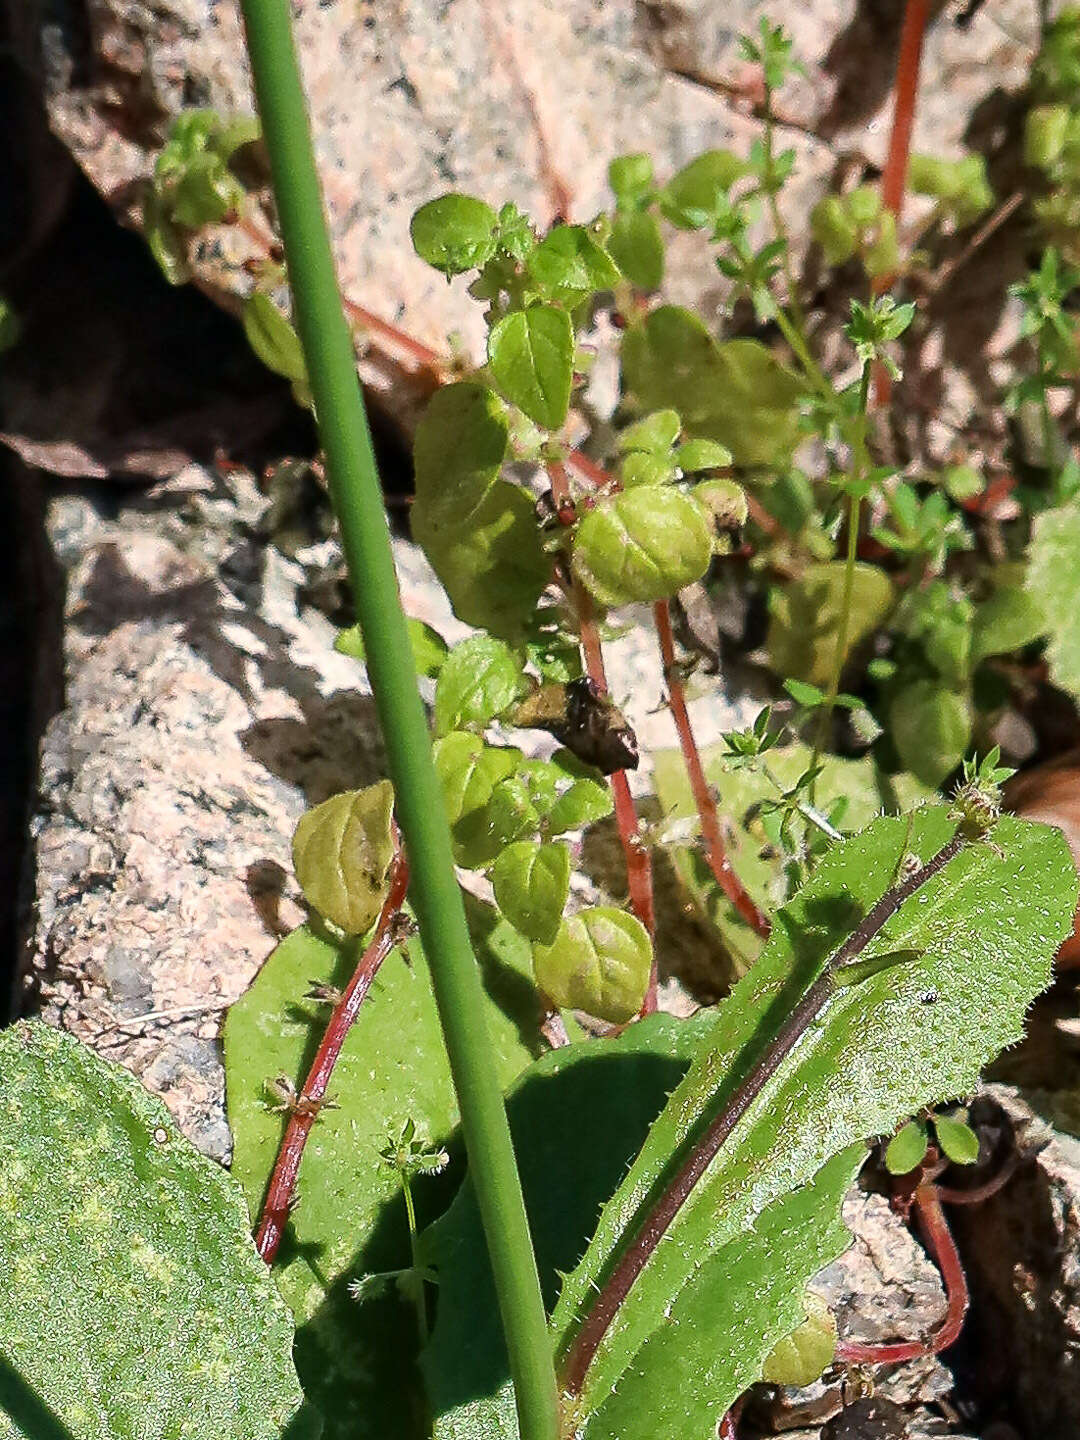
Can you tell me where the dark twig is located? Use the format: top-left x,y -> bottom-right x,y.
256,848 -> 411,1263
560,830 -> 967,1397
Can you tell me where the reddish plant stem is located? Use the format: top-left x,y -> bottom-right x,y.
255,850 -> 411,1263
835,1180 -> 968,1364
560,830 -> 967,1397
653,599 -> 771,939
873,0 -> 930,404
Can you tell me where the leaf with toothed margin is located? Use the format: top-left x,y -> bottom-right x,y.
224,901 -> 545,1440
0,1021 -> 317,1440
420,807 -> 1075,1439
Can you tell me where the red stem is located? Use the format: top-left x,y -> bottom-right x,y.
872,0 -> 930,404
652,599 -> 771,939
834,1181 -> 968,1364
255,850 -> 411,1263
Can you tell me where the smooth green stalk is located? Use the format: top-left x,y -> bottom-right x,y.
762,85 -> 808,338
812,363 -> 872,771
235,6 -> 560,1438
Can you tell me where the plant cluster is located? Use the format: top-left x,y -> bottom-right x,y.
5,9 -> 1080,1440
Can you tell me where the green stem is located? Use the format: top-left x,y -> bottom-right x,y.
236,7 -> 559,1438
811,363 -> 872,771
763,85 -> 807,338
401,1174 -> 429,1345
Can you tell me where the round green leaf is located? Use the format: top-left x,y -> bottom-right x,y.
532,907 -> 652,1023
888,680 -> 972,787
433,732 -> 518,830
884,1118 -> 930,1176
336,617 -> 449,679
492,840 -> 571,944
618,409 -> 681,455
433,634 -> 527,735
619,452 -> 677,488
572,486 -> 713,608
660,150 -> 746,229
487,304 -> 574,431
410,194 -> 499,277
760,1291 -> 838,1387
676,438 -> 733,473
766,563 -> 894,688
526,226 -> 621,303
545,777 -> 614,834
810,194 -> 858,266
607,211 -> 664,291
292,780 -> 396,934
608,153 -> 655,201
935,1113 -> 981,1166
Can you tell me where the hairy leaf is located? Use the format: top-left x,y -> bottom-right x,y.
1027,500 -> 1080,701
572,486 -> 713,607
224,912 -> 540,1440
488,304 -> 573,430
532,907 -> 652,1023
434,635 -> 527,735
767,563 -> 894,688
622,306 -> 803,467
550,808 -> 1074,1437
0,1021 -> 313,1440
292,781 -> 396,935
492,841 -> 571,944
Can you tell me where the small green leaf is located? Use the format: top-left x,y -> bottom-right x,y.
620,452 -> 677,488
0,1021 -> 313,1440
810,194 -> 858,266
434,732 -> 518,831
676,439 -> 733,473
572,486 -> 713,608
608,153 -> 655,202
292,781 -> 397,934
760,1292 -> 837,1386
169,151 -> 242,227
243,291 -> 308,384
971,585 -> 1047,664
433,634 -> 527,735
784,678 -> 827,708
884,1119 -> 930,1175
618,409 -> 681,455
0,295 -> 21,353
888,681 -> 972,787
532,907 -> 652,1022
660,150 -> 746,230
487,304 -> 574,430
693,478 -> 748,553
934,1112 -> 981,1166
411,194 -> 499,277
336,617 -> 450,679
545,778 -> 614,834
527,226 -> 621,302
607,211 -> 664,291
767,563 -> 894,688
492,841 -> 571,944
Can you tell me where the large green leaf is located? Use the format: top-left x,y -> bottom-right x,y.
621,307 -> 803,467
887,680 -> 972,787
652,743 -> 933,979
548,807 -> 1074,1438
419,1014 -> 716,1439
413,383 -> 509,533
1027,499 -> 1080,700
0,1021 -> 314,1440
224,911 -> 542,1440
767,562 -> 894,688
